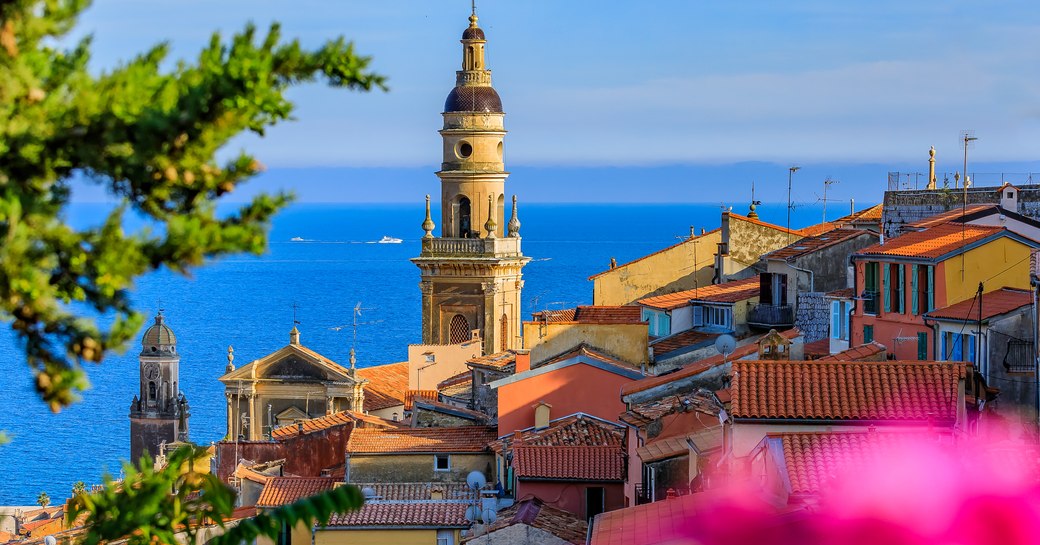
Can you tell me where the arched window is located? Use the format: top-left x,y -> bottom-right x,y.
458,197 -> 472,238
449,314 -> 470,344
148,382 -> 156,400
500,313 -> 509,352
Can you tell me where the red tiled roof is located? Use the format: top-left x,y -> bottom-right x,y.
926,287 -> 1031,321
356,361 -> 408,411
588,229 -> 722,281
493,413 -> 625,454
818,341 -> 887,361
530,306 -> 644,324
437,370 -> 471,390
536,343 -> 640,372
803,338 -> 830,358
405,389 -> 438,410
905,205 -> 996,229
835,203 -> 883,223
270,410 -> 397,440
637,277 -> 759,310
764,228 -> 871,261
620,393 -> 721,428
327,502 -> 468,528
514,445 -> 624,481
351,482 -> 472,501
469,498 -> 588,545
651,330 -> 718,358
256,477 -> 335,508
731,359 -> 967,422
467,350 -> 518,371
826,287 -> 855,298
799,221 -> 839,237
346,426 -> 496,454
589,491 -> 744,545
620,328 -> 802,397
413,398 -> 488,422
854,223 -> 1005,259
774,431 -> 927,494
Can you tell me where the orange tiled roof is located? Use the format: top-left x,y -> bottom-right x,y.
467,350 -> 518,371
650,329 -> 718,358
514,445 -> 624,481
587,228 -> 722,281
256,477 -> 335,508
620,392 -> 721,427
826,287 -> 855,298
854,223 -> 1005,259
764,228 -> 871,261
530,306 -> 644,324
589,491 -> 745,545
356,361 -> 408,411
495,413 -> 625,454
802,338 -> 830,358
413,398 -> 489,422
437,370 -> 471,390
327,502 -> 468,528
470,498 -> 588,545
346,425 -> 496,454
637,277 -> 759,310
836,203 -> 883,223
927,287 -> 1031,321
270,410 -> 397,440
620,328 -> 802,397
798,221 -> 838,237
773,431 -> 927,494
818,341 -> 887,361
405,389 -> 438,410
731,359 -> 967,422
905,204 -> 996,229
438,371 -> 473,400
351,482 -> 472,501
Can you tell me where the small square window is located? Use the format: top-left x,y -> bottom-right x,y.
434,454 -> 450,471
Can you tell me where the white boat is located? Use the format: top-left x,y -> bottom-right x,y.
290,236 -> 305,242
378,236 -> 403,244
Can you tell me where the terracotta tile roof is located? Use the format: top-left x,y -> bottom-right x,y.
731,359 -> 967,422
494,413 -> 625,454
437,372 -> 473,400
347,426 -> 496,454
621,328 -> 802,397
803,338 -> 830,358
798,221 -> 838,237
270,410 -> 397,440
256,477 -> 336,508
620,392 -> 722,427
854,223 -> 1006,259
826,287 -> 855,298
413,398 -> 489,422
729,212 -> 807,236
636,435 -> 689,463
514,445 -> 624,481
405,389 -> 438,410
905,204 -> 997,229
764,228 -> 871,261
926,287 -> 1031,321
327,502 -> 468,528
438,370 -> 471,390
651,330 -> 718,358
467,350 -> 517,371
530,306 -> 644,324
818,341 -> 887,361
835,203 -> 883,223
773,431 -> 927,495
468,498 -> 588,545
351,482 -> 472,501
356,361 -> 408,411
588,229 -> 722,281
637,277 -> 760,310
589,491 -> 741,545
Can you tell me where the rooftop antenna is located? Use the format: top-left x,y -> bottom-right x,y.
787,166 -> 801,243
748,181 -> 761,219
960,130 -> 978,281
821,177 -> 839,223
291,301 -> 301,327
330,302 -> 378,370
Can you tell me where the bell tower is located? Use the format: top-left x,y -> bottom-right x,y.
129,312 -> 190,462
412,9 -> 528,354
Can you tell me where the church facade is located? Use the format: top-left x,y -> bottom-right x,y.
412,11 -> 529,355
129,313 -> 190,461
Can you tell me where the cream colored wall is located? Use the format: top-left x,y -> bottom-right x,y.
719,216 -> 801,282
407,341 -> 482,391
368,404 -> 405,422
522,322 -> 648,365
591,231 -> 721,306
254,518 -> 311,545
941,237 -> 1032,306
316,528 -> 452,545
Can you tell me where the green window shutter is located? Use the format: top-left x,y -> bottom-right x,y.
927,266 -> 935,311
864,324 -> 874,343
911,264 -> 919,315
917,332 -> 928,360
898,264 -> 905,313
883,265 -> 891,313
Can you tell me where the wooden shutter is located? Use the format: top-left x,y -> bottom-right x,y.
883,265 -> 891,313
897,264 -> 905,313
927,266 -> 935,311
917,332 -> 927,360
911,264 -> 919,315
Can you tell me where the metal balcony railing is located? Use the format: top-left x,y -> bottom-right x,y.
747,304 -> 794,328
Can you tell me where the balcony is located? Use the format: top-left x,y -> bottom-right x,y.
418,236 -> 523,258
747,304 -> 794,329
861,291 -> 880,315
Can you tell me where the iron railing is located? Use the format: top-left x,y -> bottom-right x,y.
748,304 -> 794,328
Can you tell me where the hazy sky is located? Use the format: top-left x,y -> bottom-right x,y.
69,1 -> 1040,202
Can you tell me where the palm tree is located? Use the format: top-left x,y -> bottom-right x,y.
36,492 -> 50,508
72,482 -> 87,496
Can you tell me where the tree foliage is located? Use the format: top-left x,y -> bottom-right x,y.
0,0 -> 386,411
68,445 -> 363,545
36,491 -> 50,508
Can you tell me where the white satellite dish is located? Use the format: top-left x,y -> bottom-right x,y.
466,470 -> 487,491
482,508 -> 498,524
360,487 -> 376,499
715,334 -> 736,358
44,537 -> 56,545
465,505 -> 481,522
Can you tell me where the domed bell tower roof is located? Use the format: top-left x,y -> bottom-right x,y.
141,313 -> 177,355
444,11 -> 503,114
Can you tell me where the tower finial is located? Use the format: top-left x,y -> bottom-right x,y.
748,181 -> 760,219
469,0 -> 478,26
484,195 -> 497,239
422,194 -> 436,238
507,195 -> 521,237
226,345 -> 235,372
927,146 -> 937,189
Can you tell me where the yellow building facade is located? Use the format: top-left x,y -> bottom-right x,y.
412,12 -> 528,355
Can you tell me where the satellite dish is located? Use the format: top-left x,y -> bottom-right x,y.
466,470 -> 487,491
44,537 -> 56,545
465,505 -> 481,522
360,487 -> 376,499
482,508 -> 498,524
715,334 -> 736,358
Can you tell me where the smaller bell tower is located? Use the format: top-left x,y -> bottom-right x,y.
129,312 -> 189,462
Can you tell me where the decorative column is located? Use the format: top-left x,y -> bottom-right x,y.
225,393 -> 234,440
420,280 -> 435,345
248,392 -> 259,440
482,281 -> 499,354
326,396 -> 335,415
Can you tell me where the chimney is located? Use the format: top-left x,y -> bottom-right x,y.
515,350 -> 531,374
430,487 -> 444,500
533,401 -> 551,430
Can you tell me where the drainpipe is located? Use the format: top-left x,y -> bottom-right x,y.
789,263 -> 815,293
1031,274 -> 1039,441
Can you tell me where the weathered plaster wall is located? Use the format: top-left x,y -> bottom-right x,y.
523,322 -> 648,366
591,231 -> 722,306
346,453 -> 493,484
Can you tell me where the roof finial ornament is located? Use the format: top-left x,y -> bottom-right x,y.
226,346 -> 235,373
469,0 -> 478,27
507,195 -> 521,237
484,195 -> 497,239
748,181 -> 760,219
422,194 -> 436,239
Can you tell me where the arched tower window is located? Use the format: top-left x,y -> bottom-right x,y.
458,196 -> 472,238
449,314 -> 470,344
500,313 -> 509,352
148,382 -> 156,400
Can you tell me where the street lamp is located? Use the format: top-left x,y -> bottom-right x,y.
787,166 -> 800,242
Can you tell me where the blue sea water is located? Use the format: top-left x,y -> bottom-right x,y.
0,201 -> 839,504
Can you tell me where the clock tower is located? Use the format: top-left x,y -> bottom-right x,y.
129,312 -> 190,462
412,9 -> 528,354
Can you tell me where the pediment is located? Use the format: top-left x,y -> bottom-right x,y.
276,406 -> 310,421
220,344 -> 352,383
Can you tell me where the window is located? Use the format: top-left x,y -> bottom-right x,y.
642,308 -> 671,337
449,314 -> 470,344
885,264 -> 904,314
917,332 -> 928,360
585,486 -> 606,521
457,196 -> 472,238
863,325 -> 874,343
759,273 -> 787,307
500,313 -> 509,352
863,262 -> 879,314
704,305 -> 732,329
831,301 -> 850,340
434,454 -> 451,472
941,332 -> 976,363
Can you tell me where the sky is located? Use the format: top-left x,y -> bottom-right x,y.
68,1 -> 1040,203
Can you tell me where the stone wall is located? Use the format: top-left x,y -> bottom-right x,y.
795,292 -> 829,344
882,184 -> 1040,238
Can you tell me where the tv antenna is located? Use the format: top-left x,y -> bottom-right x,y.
817,177 -> 840,223
329,302 -> 378,369
291,301 -> 301,327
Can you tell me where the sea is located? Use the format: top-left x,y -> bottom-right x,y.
0,201 -> 839,505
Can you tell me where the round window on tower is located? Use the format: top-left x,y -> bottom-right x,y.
457,141 -> 473,159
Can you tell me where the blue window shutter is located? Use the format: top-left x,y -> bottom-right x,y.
831,302 -> 840,339
940,333 -> 947,360
911,264 -> 919,315
886,266 -> 894,312
952,334 -> 962,360
898,264 -> 905,313
927,266 -> 935,311
968,335 -> 976,364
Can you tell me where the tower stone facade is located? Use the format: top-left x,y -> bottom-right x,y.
129,313 -> 190,461
412,11 -> 528,354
